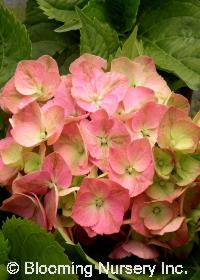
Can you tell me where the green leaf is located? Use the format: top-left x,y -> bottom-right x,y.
2,216 -> 78,280
83,0 -> 110,23
55,0 -> 110,33
0,264 -> 8,280
77,8 -> 119,59
191,154 -> 200,161
55,18 -> 81,33
115,26 -> 143,59
0,4 -> 31,88
28,23 -> 69,58
105,0 -> 140,33
0,231 -> 9,265
55,43 -> 80,74
25,0 -> 78,59
138,0 -> 200,90
36,0 -> 87,22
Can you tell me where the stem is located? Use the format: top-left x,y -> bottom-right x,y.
59,186 -> 80,197
98,172 -> 108,178
122,219 -> 132,225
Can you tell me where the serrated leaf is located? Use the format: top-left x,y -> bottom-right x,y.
36,0 -> 87,22
55,0 -> 109,33
77,8 -> 119,59
138,0 -> 200,90
0,231 -> 9,264
55,18 -> 81,33
105,0 -> 140,33
25,0 -> 78,59
2,216 -> 78,280
115,26 -> 143,59
0,4 -> 31,88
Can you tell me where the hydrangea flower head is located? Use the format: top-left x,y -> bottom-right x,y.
72,178 -> 130,235
108,138 -> 154,196
0,53 -> 199,260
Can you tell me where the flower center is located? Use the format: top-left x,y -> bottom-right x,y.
91,94 -> 101,105
158,160 -> 164,167
141,128 -> 150,138
117,108 -> 125,115
152,207 -> 161,215
125,166 -> 137,175
100,136 -> 108,146
48,179 -> 57,189
171,138 -> 176,146
36,84 -> 43,96
159,180 -> 165,186
40,131 -> 47,139
130,81 -> 136,87
95,197 -> 104,208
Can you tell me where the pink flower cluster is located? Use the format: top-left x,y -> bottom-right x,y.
1,54 -> 200,260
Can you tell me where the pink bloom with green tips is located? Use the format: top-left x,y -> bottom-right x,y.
54,122 -> 91,175
130,102 -> 167,145
71,55 -> 128,114
131,194 -> 185,236
72,178 -> 130,235
108,138 -> 154,197
9,152 -> 72,230
158,107 -> 200,153
1,53 -> 200,260
111,56 -> 171,104
10,101 -> 65,147
14,55 -> 60,100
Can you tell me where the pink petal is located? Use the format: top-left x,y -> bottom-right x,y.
10,102 -> 43,147
71,69 -> 128,114
39,72 -> 60,101
122,240 -> 159,259
69,53 -> 107,76
123,86 -> 155,113
109,147 -> 129,174
109,245 -> 131,259
72,193 -> 99,227
0,78 -> 36,114
14,60 -> 45,96
46,75 -> 75,118
44,187 -> 58,230
12,171 -> 51,195
37,55 -> 59,73
153,217 -> 185,235
42,152 -> 72,189
42,105 -> 65,145
143,203 -> 174,231
0,193 -> 47,229
127,139 -> 153,172
92,205 -> 123,234
0,136 -> 22,165
131,194 -> 151,237
167,93 -> 190,114
0,157 -> 19,185
54,123 -> 91,175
